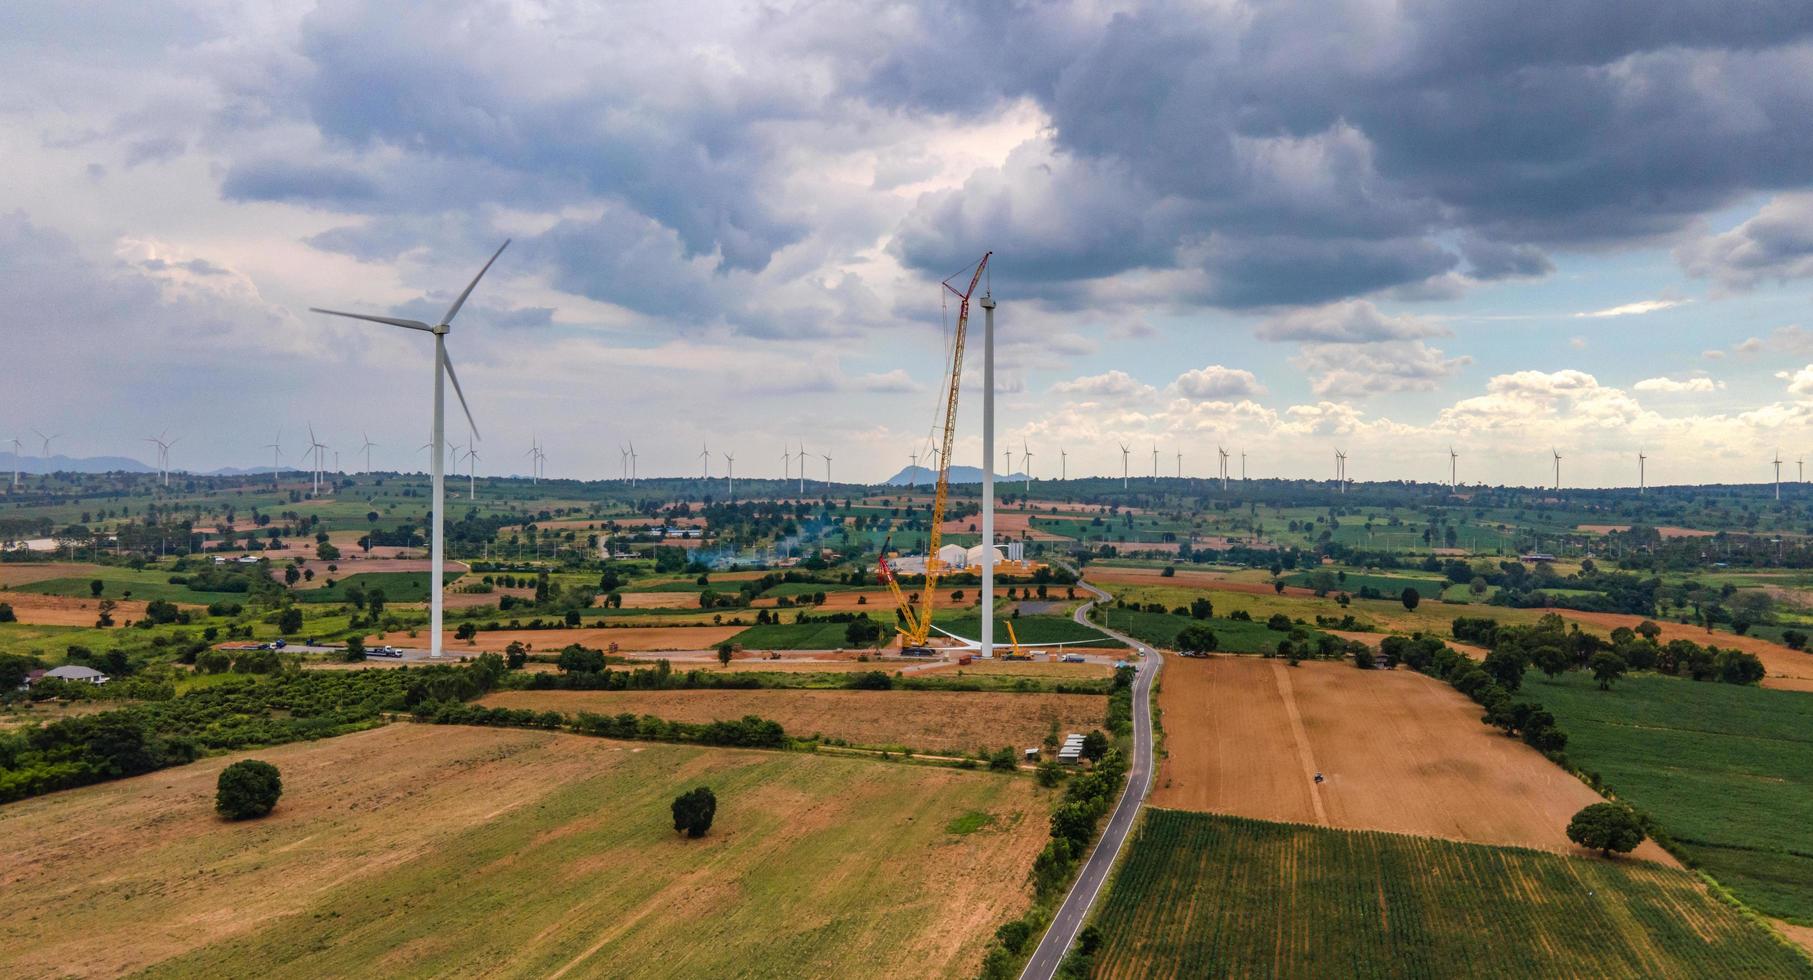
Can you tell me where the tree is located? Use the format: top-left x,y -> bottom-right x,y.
505,641 -> 528,670
1189,596 -> 1213,620
557,644 -> 605,673
717,642 -> 734,667
89,579 -> 105,597
1482,650 -> 1525,692
671,786 -> 717,838
1565,802 -> 1645,858
1589,651 -> 1626,690
1635,620 -> 1662,642
366,589 -> 386,619
95,599 -> 117,628
1175,624 -> 1218,655
1400,587 -> 1420,611
1533,644 -> 1573,679
341,635 -> 366,661
1783,629 -> 1809,651
1718,650 -> 1765,686
316,541 -> 340,561
456,621 -> 478,640
0,602 -> 14,623
216,759 -> 283,820
277,606 -> 303,635
284,565 -> 300,586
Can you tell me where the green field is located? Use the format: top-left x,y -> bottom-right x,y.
930,613 -> 1118,647
1094,607 -> 1309,654
16,573 -> 219,605
727,621 -> 888,650
1285,570 -> 1452,599
1528,671 -> 1813,923
1090,809 -> 1811,978
296,571 -> 460,603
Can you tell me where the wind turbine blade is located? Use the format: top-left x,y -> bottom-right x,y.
441,240 -> 511,326
309,308 -> 433,332
441,348 -> 480,440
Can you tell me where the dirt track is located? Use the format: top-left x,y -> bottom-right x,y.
479,688 -> 1105,754
1154,655 -> 1675,863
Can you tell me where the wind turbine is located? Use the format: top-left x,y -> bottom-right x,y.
311,239 -> 502,662
724,451 -> 735,498
628,439 -> 639,486
1637,450 -> 1646,494
1059,446 -> 1067,481
797,441 -> 806,495
1151,444 -> 1159,480
1005,445 -> 1013,480
1800,457 -> 1805,483
1551,448 -> 1562,491
33,429 -> 58,476
1119,443 -> 1130,488
143,432 -> 172,486
264,431 -> 282,486
1175,449 -> 1183,480
1448,446 -> 1459,490
1334,449 -> 1346,493
821,452 -> 833,485
1218,446 -> 1230,491
8,436 -> 21,487
360,432 -> 378,473
619,444 -> 631,481
781,446 -> 793,485
1774,450 -> 1783,502
1022,439 -> 1033,492
1241,451 -> 1247,480
307,424 -> 329,495
460,443 -> 479,499
908,450 -> 918,489
698,442 -> 711,480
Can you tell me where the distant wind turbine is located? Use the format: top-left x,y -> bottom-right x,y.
1774,450 -> 1783,501
264,431 -> 282,486
1151,444 -> 1159,480
361,432 -> 378,473
698,442 -> 711,480
724,450 -> 735,498
1022,439 -> 1033,492
1059,446 -> 1067,482
1552,448 -> 1562,491
908,450 -> 918,489
8,436 -> 21,487
628,439 -> 638,486
1119,443 -> 1130,488
1637,449 -> 1646,494
459,443 -> 479,499
1449,446 -> 1459,490
311,239 -> 503,661
821,452 -> 833,485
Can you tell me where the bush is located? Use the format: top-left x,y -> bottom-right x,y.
1400,587 -> 1420,611
0,602 -> 14,623
1565,802 -> 1645,857
556,644 -> 606,673
1266,613 -> 1291,632
671,786 -> 717,838
343,636 -> 366,662
847,670 -> 894,690
1175,624 -> 1218,655
216,759 -> 282,820
1782,629 -> 1808,651
988,746 -> 1020,771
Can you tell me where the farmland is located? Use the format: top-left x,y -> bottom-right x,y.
1528,671 -> 1813,923
728,621 -> 890,650
1089,809 -> 1811,978
295,570 -> 460,603
930,613 -> 1118,647
478,688 -> 1107,754
1153,656 -> 1674,860
1093,606 -> 1307,654
0,725 -> 1055,978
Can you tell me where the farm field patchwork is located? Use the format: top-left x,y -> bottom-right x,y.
1094,607 -> 1308,654
1089,809 -> 1811,979
1154,656 -> 1674,860
442,624 -> 746,653
728,621 -> 889,650
478,688 -> 1107,753
1527,671 -> 1813,923
296,570 -> 461,603
929,613 -> 1118,647
0,725 -> 1054,979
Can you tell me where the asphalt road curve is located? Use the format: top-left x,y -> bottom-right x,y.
1019,575 -> 1161,980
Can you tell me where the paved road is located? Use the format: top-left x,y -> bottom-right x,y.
1019,575 -> 1161,980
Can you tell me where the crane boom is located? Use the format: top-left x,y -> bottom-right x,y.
880,251 -> 991,651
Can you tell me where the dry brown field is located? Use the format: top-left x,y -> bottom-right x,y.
479,688 -> 1105,753
0,563 -> 108,587
1576,524 -> 1718,538
1153,655 -> 1675,863
613,591 -> 701,609
0,725 -> 1050,978
0,590 -> 161,627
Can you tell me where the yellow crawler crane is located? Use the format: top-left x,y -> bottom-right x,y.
878,251 -> 991,656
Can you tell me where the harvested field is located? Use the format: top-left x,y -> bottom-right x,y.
436,625 -> 746,653
442,586 -> 533,609
479,688 -> 1106,753
1153,655 -> 1674,861
0,725 -> 1052,978
1577,524 -> 1717,538
1091,810 -> 1809,979
1560,610 -> 1813,693
0,590 -> 157,627
614,591 -> 702,609
0,563 -> 107,588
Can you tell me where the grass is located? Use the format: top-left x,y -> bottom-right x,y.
1527,671 -> 1813,924
930,613 -> 1118,647
3,726 -> 1053,978
1090,808 -> 1811,978
15,574 -> 218,604
295,571 -> 461,603
945,810 -> 995,834
1094,607 -> 1310,654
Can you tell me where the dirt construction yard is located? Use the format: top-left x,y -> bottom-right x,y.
0,725 -> 1054,979
1154,655 -> 1675,863
480,689 -> 1106,754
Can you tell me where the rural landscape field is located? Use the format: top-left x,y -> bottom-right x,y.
10,2 -> 1813,977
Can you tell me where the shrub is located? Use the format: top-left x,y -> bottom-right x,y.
671,786 -> 717,838
343,636 -> 366,662
1782,629 -> 1808,651
216,759 -> 282,820
1266,613 -> 1291,631
1175,624 -> 1218,655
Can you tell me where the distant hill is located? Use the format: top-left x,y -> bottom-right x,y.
883,465 -> 1028,486
0,452 -> 153,475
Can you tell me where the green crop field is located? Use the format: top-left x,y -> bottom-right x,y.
728,621 -> 888,649
930,613 -> 1118,647
1090,809 -> 1811,978
1094,607 -> 1309,654
1527,671 -> 1813,923
295,571 -> 459,603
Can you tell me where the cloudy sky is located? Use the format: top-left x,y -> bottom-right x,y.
5,0 -> 1813,488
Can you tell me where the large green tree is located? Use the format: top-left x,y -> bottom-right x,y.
671,786 -> 717,838
1566,803 -> 1645,858
216,759 -> 283,820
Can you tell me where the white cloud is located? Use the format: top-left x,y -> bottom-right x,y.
1633,376 -> 1723,393
1171,364 -> 1266,401
1573,298 -> 1686,318
1255,300 -> 1445,344
1051,370 -> 1156,400
1296,341 -> 1470,397
1775,365 -> 1813,398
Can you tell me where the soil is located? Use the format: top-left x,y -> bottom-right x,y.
479,688 -> 1105,754
0,590 -> 158,627
1152,655 -> 1676,863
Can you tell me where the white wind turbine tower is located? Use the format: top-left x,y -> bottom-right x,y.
1218,446 -> 1230,491
143,432 -> 171,486
524,437 -> 540,484
1005,445 -> 1013,480
781,446 -> 792,484
1637,450 -> 1647,494
360,432 -> 378,473
820,452 -> 833,485
1119,442 -> 1130,488
1774,450 -> 1783,501
797,441 -> 806,495
311,239 -> 502,662
1449,446 -> 1459,490
1799,457 -> 1805,483
1334,449 -> 1346,493
307,424 -> 329,494
1022,439 -> 1034,492
698,442 -> 711,480
1151,444 -> 1160,480
724,451 -> 735,498
628,439 -> 639,486
264,431 -> 282,486
460,443 -> 479,499
33,430 -> 58,476
1059,446 -> 1067,481
8,436 -> 21,488
1551,448 -> 1562,491
1241,451 -> 1247,480
619,444 -> 631,481
1175,449 -> 1183,479
908,450 -> 918,489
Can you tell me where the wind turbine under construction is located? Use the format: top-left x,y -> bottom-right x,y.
311,239 -> 504,661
